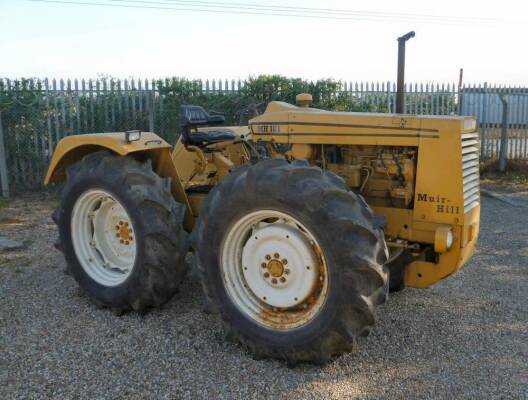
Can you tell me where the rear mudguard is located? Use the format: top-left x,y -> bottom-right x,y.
45,132 -> 194,229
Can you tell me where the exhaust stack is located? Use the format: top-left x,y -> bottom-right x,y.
396,31 -> 415,114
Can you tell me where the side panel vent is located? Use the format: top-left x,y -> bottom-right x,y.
461,132 -> 480,213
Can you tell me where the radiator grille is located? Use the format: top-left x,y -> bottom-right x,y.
461,132 -> 480,213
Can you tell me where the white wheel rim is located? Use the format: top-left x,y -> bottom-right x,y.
221,210 -> 328,330
71,189 -> 137,287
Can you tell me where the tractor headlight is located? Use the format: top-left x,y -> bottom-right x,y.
446,230 -> 454,249
434,226 -> 454,253
125,130 -> 142,143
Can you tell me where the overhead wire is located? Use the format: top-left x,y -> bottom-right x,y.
107,0 -> 497,23
26,0 -> 518,26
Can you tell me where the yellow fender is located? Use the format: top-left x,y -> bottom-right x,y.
45,132 -> 194,229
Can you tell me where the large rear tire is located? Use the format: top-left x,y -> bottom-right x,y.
193,159 -> 388,364
53,151 -> 188,313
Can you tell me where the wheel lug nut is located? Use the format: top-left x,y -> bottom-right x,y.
265,254 -> 271,260
273,253 -> 280,259
284,269 -> 290,275
115,226 -> 119,230
261,262 -> 267,268
282,259 -> 288,265
119,221 -> 123,225
264,272 -> 270,278
271,278 -> 277,284
280,277 -> 286,283
115,234 -> 120,238
120,240 -> 124,244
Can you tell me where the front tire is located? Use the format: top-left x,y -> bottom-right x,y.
53,151 -> 188,313
193,159 -> 388,364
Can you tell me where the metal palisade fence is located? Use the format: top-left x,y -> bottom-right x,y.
460,85 -> 528,163
0,77 -> 526,195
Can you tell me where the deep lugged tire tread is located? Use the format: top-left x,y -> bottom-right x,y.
53,151 -> 188,313
193,159 -> 388,365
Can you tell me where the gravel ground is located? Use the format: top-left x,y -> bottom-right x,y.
1,191 -> 527,399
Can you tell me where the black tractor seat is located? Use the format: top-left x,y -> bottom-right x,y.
180,105 -> 236,148
187,129 -> 236,146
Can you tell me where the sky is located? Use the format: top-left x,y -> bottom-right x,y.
1,0 -> 527,85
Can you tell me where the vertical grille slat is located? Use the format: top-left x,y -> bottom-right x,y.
462,132 -> 480,212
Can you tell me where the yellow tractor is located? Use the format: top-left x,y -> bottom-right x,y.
45,93 -> 480,364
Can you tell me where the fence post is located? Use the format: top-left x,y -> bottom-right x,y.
148,89 -> 155,132
458,83 -> 464,116
0,111 -> 9,198
480,82 -> 488,158
44,78 -> 54,157
498,92 -> 509,172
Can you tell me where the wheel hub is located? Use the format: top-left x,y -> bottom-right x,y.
267,258 -> 284,277
241,222 -> 319,308
116,221 -> 133,244
71,190 -> 137,287
221,209 -> 329,330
